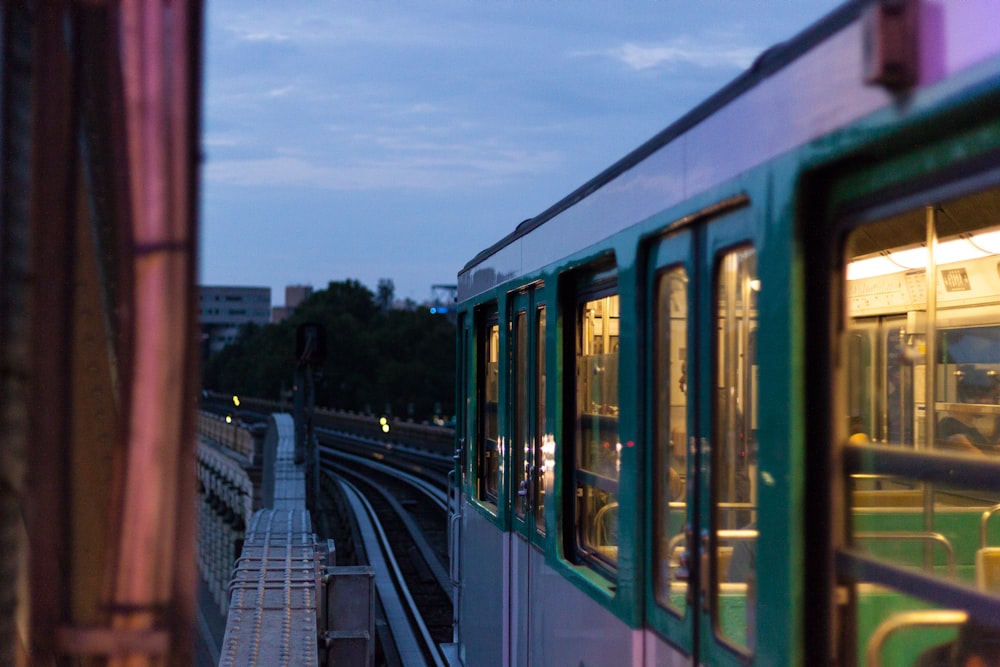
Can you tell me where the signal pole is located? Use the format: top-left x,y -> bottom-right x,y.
295,323 -> 326,510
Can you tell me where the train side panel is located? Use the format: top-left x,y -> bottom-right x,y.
458,509 -> 506,666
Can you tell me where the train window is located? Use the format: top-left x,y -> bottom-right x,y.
513,309 -> 529,518
535,305 -> 547,535
654,266 -> 689,614
477,306 -> 500,507
574,285 -> 620,571
839,185 -> 1000,665
713,246 -> 758,652
512,300 -> 546,532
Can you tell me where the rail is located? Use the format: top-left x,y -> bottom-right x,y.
338,478 -> 447,667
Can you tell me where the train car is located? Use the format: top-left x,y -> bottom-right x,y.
449,1 -> 1000,665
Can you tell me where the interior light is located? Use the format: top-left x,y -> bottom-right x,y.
969,229 -> 1000,254
886,246 -> 926,269
936,237 -> 989,264
846,255 -> 900,280
847,233 -> 1000,281
748,279 -> 761,292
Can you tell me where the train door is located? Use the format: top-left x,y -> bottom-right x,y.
647,205 -> 758,666
698,210 -> 759,665
647,228 -> 696,657
508,289 -> 546,666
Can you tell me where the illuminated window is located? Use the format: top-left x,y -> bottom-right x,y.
535,306 -> 547,535
512,301 -> 547,532
477,306 -> 500,506
572,275 -> 620,572
654,266 -> 689,614
713,246 -> 758,652
513,310 -> 529,518
839,185 -> 1000,665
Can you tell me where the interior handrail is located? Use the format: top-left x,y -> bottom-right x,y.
856,531 -> 957,577
716,529 -> 759,541
666,528 -> 758,554
980,503 -> 1000,549
864,609 -> 967,667
595,502 -> 619,545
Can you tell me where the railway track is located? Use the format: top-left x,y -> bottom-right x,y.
318,433 -> 453,666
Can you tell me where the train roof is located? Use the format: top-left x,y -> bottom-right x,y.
457,0 -> 1000,301
461,1 -> 863,274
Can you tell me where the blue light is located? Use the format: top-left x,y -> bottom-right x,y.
430,307 -> 437,314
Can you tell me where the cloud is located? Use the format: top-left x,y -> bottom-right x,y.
217,6 -> 445,50
203,132 -> 245,148
588,38 -> 762,71
204,142 -> 560,192
237,30 -> 292,43
266,85 -> 297,98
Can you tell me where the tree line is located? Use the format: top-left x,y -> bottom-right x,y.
202,280 -> 455,423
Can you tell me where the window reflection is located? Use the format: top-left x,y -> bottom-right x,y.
535,306 -> 547,534
654,266 -> 688,614
576,291 -> 620,569
478,310 -> 499,505
713,246 -> 758,652
513,311 -> 529,518
840,185 -> 1000,666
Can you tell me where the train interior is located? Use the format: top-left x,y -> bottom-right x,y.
842,183 -> 1000,664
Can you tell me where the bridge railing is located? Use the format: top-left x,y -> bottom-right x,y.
204,392 -> 455,455
212,412 -> 376,667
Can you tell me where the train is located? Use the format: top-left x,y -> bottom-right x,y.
449,1 -> 1000,665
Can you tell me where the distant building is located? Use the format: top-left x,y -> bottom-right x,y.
199,286 -> 271,355
271,284 -> 313,323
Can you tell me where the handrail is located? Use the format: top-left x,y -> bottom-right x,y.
856,531 -> 957,577
595,502 -> 619,545
667,532 -> 687,555
666,528 -> 758,553
980,503 -> 1000,549
717,529 -> 758,541
864,609 -> 967,667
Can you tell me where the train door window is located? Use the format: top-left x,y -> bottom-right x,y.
477,305 -> 500,507
838,185 -> 1000,665
513,309 -> 529,519
573,277 -> 620,572
654,265 -> 689,614
535,305 -> 547,535
511,297 -> 546,532
713,246 -> 758,652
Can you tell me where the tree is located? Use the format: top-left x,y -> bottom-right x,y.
201,279 -> 455,422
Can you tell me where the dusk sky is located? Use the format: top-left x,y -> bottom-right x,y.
199,0 -> 845,306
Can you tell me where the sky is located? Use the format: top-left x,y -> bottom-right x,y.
199,0 -> 846,306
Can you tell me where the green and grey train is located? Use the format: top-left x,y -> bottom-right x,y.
449,1 -> 1000,664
